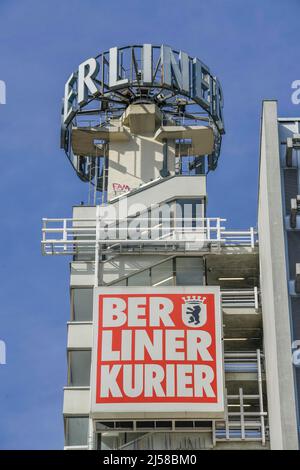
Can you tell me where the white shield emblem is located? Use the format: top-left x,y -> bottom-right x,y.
181,296 -> 207,327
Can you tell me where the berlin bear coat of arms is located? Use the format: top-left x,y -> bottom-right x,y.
181,295 -> 207,327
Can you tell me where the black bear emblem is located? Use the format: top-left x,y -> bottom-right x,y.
186,305 -> 201,325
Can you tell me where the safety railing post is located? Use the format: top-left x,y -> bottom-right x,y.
254,286 -> 259,311
250,227 -> 255,249
212,420 -> 216,447
94,206 -> 100,288
42,219 -> 46,254
63,219 -> 67,252
87,417 -> 94,450
225,388 -> 230,440
239,388 -> 245,440
216,218 -> 221,242
207,218 -> 211,242
257,349 -> 266,445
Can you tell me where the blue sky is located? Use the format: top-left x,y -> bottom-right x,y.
0,0 -> 299,449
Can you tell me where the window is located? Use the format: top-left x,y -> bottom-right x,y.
113,257 -> 204,286
65,416 -> 89,447
155,421 -> 172,429
111,279 -> 126,286
72,288 -> 93,321
128,269 -> 151,286
179,155 -> 205,175
151,259 -> 174,286
175,198 -> 205,230
176,257 -> 204,285
175,421 -> 194,429
96,422 -> 115,431
68,350 -> 91,386
136,421 -> 155,429
115,422 -> 134,430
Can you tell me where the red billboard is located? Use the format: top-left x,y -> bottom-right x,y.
91,287 -> 223,415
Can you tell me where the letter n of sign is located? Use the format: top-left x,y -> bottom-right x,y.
0,80 -> 6,105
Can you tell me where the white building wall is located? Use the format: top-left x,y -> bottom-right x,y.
258,100 -> 299,449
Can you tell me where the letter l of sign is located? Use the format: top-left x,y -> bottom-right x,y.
142,44 -> 152,84
109,47 -> 129,89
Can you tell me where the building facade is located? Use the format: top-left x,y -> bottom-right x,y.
258,100 -> 300,449
41,46 -> 299,450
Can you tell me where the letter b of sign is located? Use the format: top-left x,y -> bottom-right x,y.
0,80 -> 6,105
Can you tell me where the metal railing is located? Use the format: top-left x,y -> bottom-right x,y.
221,288 -> 259,310
214,350 -> 267,446
224,352 -> 261,373
41,216 -> 258,256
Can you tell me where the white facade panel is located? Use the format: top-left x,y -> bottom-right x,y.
63,388 -> 90,414
67,322 -> 93,349
258,101 -> 299,449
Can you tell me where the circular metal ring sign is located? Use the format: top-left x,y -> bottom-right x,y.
61,44 -> 225,179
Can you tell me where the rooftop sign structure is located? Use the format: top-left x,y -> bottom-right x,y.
60,44 -> 225,188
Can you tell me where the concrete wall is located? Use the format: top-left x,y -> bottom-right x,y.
278,119 -> 300,437
63,388 -> 90,414
67,322 -> 93,348
258,100 -> 299,449
73,175 -> 206,221
108,133 -> 175,200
